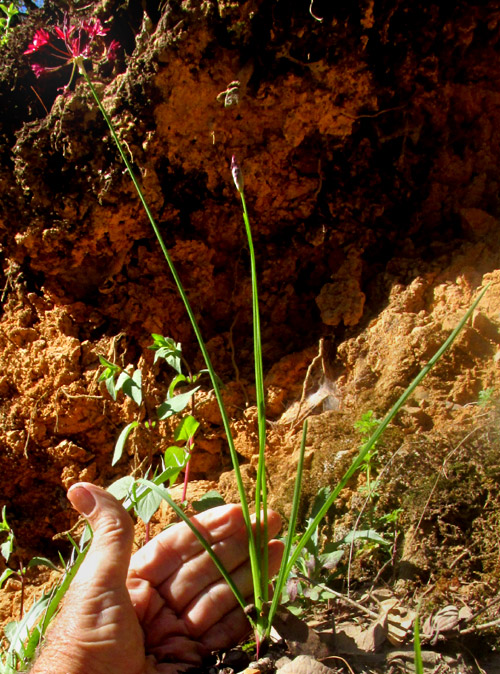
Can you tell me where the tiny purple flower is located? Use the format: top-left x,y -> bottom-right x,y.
231,155 -> 244,193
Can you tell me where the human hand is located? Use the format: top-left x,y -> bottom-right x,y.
31,483 -> 283,674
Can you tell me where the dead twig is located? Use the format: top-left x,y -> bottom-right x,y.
291,338 -> 325,428
461,616 -> 500,634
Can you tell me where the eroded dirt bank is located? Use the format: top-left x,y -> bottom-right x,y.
0,0 -> 500,668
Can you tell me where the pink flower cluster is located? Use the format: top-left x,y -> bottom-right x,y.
24,16 -> 119,86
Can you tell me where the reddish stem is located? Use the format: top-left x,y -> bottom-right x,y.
182,457 -> 191,502
181,437 -> 194,502
255,629 -> 261,659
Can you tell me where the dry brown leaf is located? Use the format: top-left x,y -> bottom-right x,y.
422,605 -> 461,644
277,655 -> 336,674
273,607 -> 335,659
379,598 -> 416,646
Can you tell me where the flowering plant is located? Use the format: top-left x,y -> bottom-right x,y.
24,15 -> 119,90
21,14 -> 491,659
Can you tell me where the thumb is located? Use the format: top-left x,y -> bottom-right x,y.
67,482 -> 134,587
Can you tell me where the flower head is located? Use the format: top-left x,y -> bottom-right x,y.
24,15 -> 118,91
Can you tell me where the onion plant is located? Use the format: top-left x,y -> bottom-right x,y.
20,17 -> 491,649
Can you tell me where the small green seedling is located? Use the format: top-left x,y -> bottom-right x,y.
100,336 -> 203,508
477,387 -> 495,408
107,440 -> 189,543
354,410 -> 381,500
0,510 -> 89,674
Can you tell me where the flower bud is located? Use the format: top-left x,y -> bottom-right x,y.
231,155 -> 244,193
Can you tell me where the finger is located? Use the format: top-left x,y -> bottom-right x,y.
67,482 -> 134,588
200,602 -> 251,652
182,539 -> 284,638
147,635 -> 205,665
128,504 -> 246,586
162,509 -> 282,611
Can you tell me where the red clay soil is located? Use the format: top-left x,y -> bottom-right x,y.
1,1 -> 500,670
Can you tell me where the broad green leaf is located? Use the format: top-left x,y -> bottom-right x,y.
3,619 -> 18,644
164,445 -> 187,470
1,505 -> 9,529
0,568 -> 14,588
161,446 -> 188,484
122,369 -> 142,406
342,529 -> 390,546
157,387 -> 200,420
115,370 -> 129,391
0,533 -> 14,563
105,376 -> 117,400
27,557 -> 61,572
4,593 -> 50,663
319,549 -> 344,570
168,373 -> 188,397
192,491 -> 226,512
112,421 -> 139,466
134,488 -> 163,524
174,415 -> 200,442
107,475 -> 135,500
154,448 -> 188,487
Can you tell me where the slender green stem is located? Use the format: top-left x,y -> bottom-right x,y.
413,614 -> 424,674
79,63 -> 263,619
283,283 -> 490,579
239,188 -> 268,606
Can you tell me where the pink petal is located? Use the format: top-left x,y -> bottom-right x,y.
24,28 -> 50,54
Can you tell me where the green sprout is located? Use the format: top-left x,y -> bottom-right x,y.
0,3 -> 19,46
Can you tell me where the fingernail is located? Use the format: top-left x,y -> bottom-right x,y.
68,485 -> 96,516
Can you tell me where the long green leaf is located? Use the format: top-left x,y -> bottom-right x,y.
157,387 -> 200,420
238,185 -> 268,610
267,420 -> 307,635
